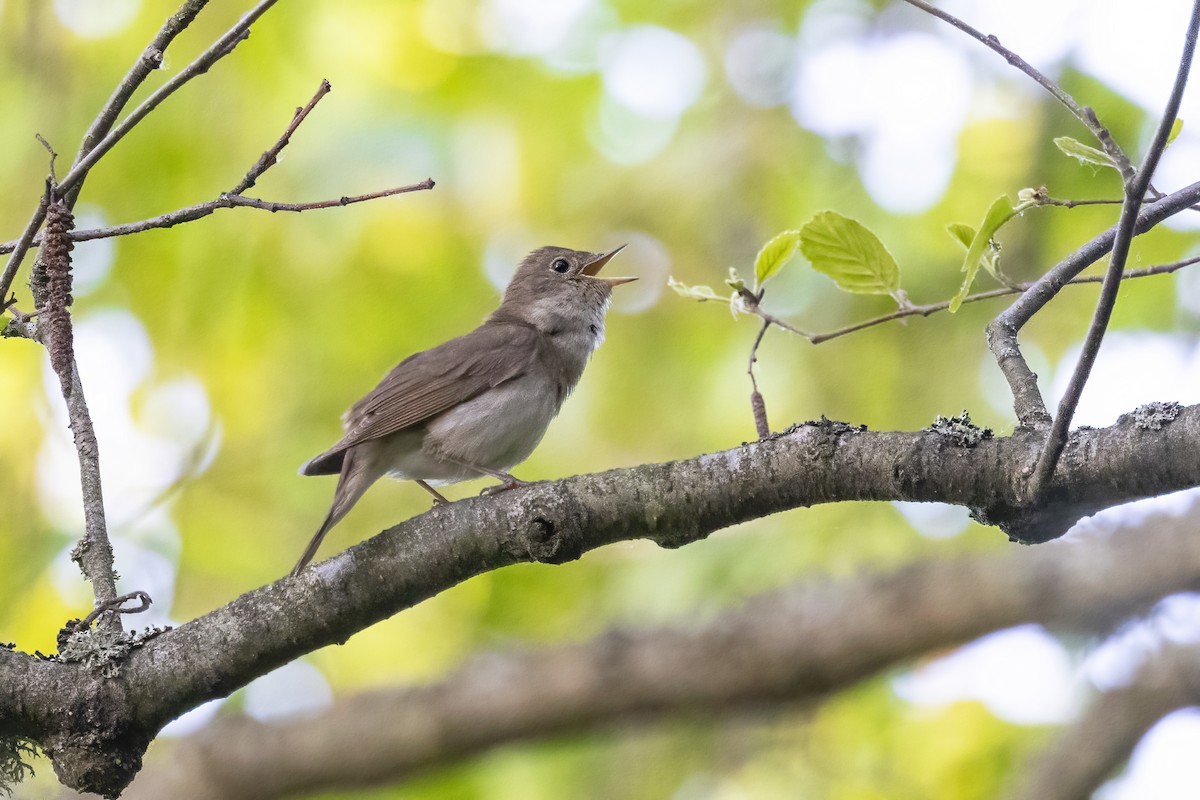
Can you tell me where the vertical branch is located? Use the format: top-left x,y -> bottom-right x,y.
34,201 -> 119,617
1028,0 -> 1200,500
747,318 -> 771,439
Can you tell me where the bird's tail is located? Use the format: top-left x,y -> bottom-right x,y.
290,448 -> 377,576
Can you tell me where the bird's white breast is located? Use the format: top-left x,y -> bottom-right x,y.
410,372 -> 559,481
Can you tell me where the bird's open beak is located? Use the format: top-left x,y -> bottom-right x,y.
582,245 -> 637,286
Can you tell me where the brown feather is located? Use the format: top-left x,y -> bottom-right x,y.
322,322 -> 542,458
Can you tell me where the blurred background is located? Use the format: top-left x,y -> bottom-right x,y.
3,0 -> 1200,797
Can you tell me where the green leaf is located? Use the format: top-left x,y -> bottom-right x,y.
799,212 -> 901,300
949,195 -> 1020,312
725,267 -> 746,292
1054,136 -> 1118,171
947,222 -> 1000,280
945,223 -> 975,251
1168,118 -> 1184,146
753,229 -> 802,288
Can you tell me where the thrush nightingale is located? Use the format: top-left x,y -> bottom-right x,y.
291,245 -> 634,574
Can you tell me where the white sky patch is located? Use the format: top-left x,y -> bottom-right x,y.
588,94 -> 680,165
792,32 -> 971,212
1097,710 -> 1200,800
36,310 -> 216,620
70,207 -> 115,298
892,501 -> 973,539
608,231 -> 669,314
478,0 -> 594,56
601,26 -> 708,119
1072,0 -> 1200,215
244,660 -> 333,721
894,625 -> 1082,724
158,698 -> 223,738
1084,594 -> 1200,691
1048,332 -> 1200,429
724,24 -> 796,109
54,0 -> 141,38
939,0 -> 1084,68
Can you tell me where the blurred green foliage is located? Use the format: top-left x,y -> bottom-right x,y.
0,1 -> 1195,798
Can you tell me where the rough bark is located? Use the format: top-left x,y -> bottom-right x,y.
119,513 -> 1200,800
3,405 -> 1199,796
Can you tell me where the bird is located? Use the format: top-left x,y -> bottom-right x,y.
291,245 -> 635,575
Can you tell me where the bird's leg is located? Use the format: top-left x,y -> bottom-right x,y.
414,479 -> 450,506
439,456 -> 529,496
478,473 -> 528,497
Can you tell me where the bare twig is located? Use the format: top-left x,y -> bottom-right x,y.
1036,196 -> 1123,209
0,190 -> 50,312
56,0 -> 282,197
900,0 -> 1134,181
747,316 -> 771,438
231,78 -> 332,195
221,184 -> 438,213
1028,1 -> 1200,500
26,199 -> 121,619
0,180 -> 436,255
64,0 -> 214,208
0,0 -> 275,310
34,135 -> 58,184
69,591 -> 154,634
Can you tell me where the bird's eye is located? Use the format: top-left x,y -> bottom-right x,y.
551,258 -> 570,274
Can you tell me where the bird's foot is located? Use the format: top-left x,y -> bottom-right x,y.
480,475 -> 528,497
415,479 -> 451,506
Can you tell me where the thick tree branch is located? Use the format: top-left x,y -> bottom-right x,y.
1029,0 -> 1200,497
121,514 -> 1200,800
1012,641 -> 1200,800
5,404 -> 1200,795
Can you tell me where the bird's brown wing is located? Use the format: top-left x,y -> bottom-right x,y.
335,322 -> 540,452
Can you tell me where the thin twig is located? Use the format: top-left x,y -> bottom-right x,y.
71,591 -> 153,633
231,78 -> 333,195
26,199 -> 122,621
716,256 -> 1200,347
1036,196 -> 1123,209
0,180 -> 436,255
35,135 -> 58,185
56,0 -> 282,197
747,317 -> 771,438
0,0 -> 271,309
0,189 -> 50,304
900,0 -> 1134,181
1028,0 -> 1200,500
64,0 -> 214,208
223,184 -> 438,213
